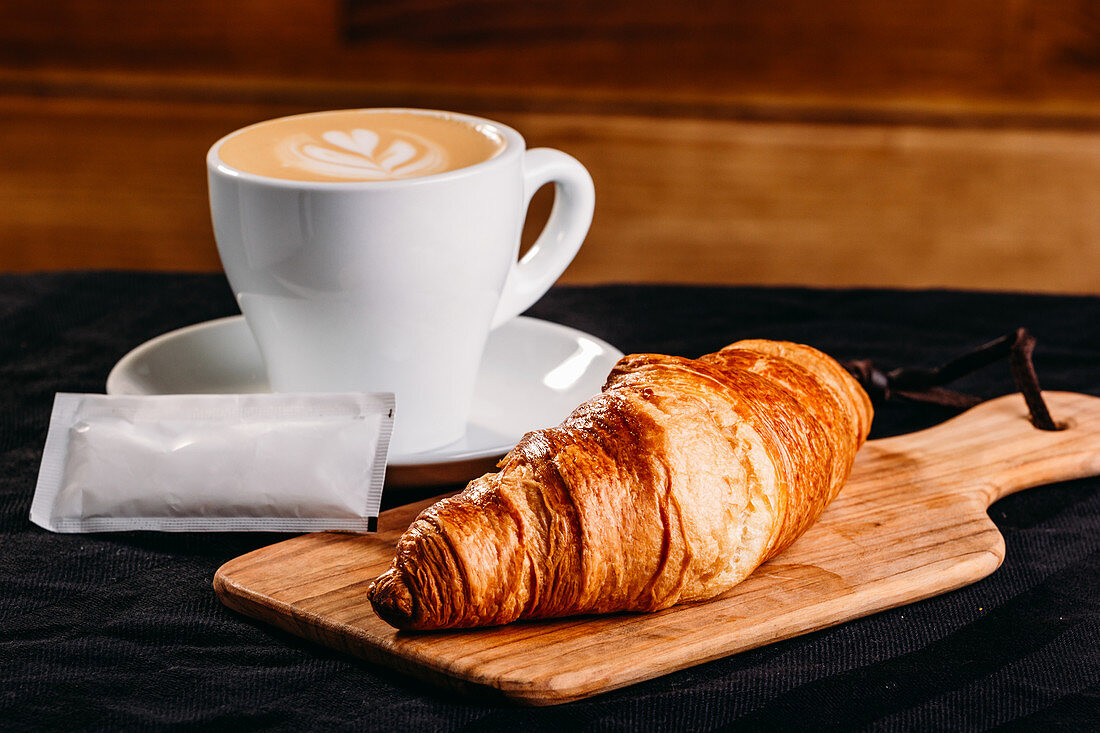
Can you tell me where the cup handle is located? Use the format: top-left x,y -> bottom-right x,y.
491,148 -> 595,328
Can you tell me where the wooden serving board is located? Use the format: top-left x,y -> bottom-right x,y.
214,391 -> 1100,705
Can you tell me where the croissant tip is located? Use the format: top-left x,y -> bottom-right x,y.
367,570 -> 417,630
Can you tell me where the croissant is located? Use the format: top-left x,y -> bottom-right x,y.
368,339 -> 872,630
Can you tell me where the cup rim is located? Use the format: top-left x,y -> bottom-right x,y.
206,108 -> 524,189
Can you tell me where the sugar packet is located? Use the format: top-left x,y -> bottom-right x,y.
30,392 -> 394,533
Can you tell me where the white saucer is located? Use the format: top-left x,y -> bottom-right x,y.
107,315 -> 623,487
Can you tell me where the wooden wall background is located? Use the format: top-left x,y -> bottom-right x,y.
4,1 -> 1100,292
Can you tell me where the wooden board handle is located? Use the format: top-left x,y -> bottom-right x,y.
862,391 -> 1100,506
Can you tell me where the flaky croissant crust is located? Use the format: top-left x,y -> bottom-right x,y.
369,339 -> 872,630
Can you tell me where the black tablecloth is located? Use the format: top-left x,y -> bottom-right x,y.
3,272 -> 1099,730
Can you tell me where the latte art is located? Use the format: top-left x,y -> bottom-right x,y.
215,110 -> 506,183
280,128 -> 449,181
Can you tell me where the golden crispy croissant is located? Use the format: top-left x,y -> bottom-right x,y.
368,339 -> 872,630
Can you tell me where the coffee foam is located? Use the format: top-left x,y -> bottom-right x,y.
216,111 -> 506,182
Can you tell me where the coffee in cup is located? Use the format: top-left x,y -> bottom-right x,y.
208,109 -> 594,455
216,109 -> 507,182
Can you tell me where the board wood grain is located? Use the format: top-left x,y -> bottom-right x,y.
214,391 -> 1100,705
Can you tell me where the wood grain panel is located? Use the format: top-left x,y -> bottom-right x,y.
4,93 -> 1100,292
0,1 -> 334,73
0,96 -> 236,271
213,392 -> 1100,704
576,116 -> 1100,291
3,0 -> 1100,110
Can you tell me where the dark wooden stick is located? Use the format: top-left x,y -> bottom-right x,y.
844,328 -> 1060,431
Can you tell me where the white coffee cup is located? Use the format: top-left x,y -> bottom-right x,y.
207,109 -> 594,455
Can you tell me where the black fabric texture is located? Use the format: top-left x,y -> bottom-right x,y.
1,271 -> 1098,731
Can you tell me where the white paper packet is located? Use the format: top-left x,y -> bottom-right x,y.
30,392 -> 394,533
